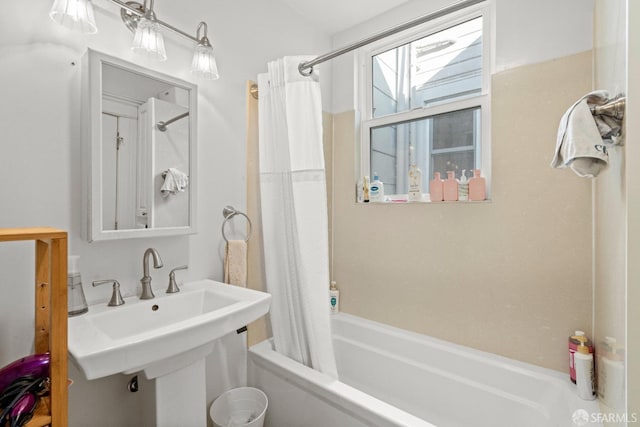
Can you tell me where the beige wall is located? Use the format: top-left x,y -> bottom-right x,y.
332,51 -> 593,372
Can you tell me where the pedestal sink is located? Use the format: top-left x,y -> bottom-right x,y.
68,279 -> 271,426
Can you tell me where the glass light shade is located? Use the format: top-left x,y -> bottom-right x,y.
49,0 -> 97,34
191,44 -> 219,80
131,17 -> 167,62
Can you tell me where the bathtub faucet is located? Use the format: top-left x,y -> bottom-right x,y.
140,248 -> 163,299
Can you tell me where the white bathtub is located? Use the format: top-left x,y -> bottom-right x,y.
248,313 -> 601,427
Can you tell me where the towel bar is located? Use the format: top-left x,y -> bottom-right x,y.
222,205 -> 252,243
591,96 -> 625,121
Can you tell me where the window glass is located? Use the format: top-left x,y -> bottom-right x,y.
372,17 -> 483,118
370,107 -> 480,195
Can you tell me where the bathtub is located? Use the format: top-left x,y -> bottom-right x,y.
248,313 -> 601,427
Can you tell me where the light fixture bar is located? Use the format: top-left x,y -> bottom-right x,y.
108,0 -> 199,43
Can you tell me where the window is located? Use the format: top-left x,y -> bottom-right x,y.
360,6 -> 491,200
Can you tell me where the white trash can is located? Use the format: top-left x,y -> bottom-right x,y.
210,387 -> 268,427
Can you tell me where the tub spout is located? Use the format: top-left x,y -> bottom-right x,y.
140,248 -> 163,299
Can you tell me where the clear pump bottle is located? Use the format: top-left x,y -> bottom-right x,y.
68,255 -> 88,316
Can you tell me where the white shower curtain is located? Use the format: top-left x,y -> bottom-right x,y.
257,56 -> 338,378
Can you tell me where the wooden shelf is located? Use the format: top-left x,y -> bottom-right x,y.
1,228 -> 68,426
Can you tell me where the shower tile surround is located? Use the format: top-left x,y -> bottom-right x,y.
248,51 -> 593,372
331,51 -> 593,372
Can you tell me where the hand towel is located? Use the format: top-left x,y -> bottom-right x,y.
160,168 -> 189,197
551,91 -> 612,178
224,239 -> 247,287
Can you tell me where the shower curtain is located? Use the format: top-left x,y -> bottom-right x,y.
257,56 -> 338,378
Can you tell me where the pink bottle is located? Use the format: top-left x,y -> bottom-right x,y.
443,171 -> 458,201
469,169 -> 486,201
429,172 -> 444,202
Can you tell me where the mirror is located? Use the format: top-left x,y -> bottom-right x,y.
83,49 -> 197,241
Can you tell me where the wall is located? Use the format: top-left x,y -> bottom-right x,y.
330,0 -> 595,114
627,0 -> 640,415
0,1 -> 331,426
594,0 -> 640,418
593,0 -> 627,418
329,0 -> 595,372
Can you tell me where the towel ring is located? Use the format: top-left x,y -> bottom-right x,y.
221,205 -> 252,243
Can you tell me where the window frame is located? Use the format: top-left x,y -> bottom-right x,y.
358,3 -> 492,200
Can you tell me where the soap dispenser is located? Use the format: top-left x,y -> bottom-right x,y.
575,338 -> 596,400
407,146 -> 423,201
68,255 -> 88,316
458,170 -> 469,201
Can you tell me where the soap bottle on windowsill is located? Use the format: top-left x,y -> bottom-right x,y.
469,169 -> 486,201
429,172 -> 444,202
458,170 -> 469,201
408,146 -> 422,202
443,171 -> 458,201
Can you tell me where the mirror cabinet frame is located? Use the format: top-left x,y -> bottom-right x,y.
82,49 -> 197,241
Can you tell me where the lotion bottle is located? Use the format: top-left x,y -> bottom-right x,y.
408,146 -> 423,201
329,281 -> 340,314
443,171 -> 458,201
575,338 -> 596,400
370,173 -> 384,202
469,169 -> 486,201
429,172 -> 444,202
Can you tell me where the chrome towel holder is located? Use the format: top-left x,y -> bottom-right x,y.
222,205 -> 252,243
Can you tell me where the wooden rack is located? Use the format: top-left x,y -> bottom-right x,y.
0,227 -> 68,426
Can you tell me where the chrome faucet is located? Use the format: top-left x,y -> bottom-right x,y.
140,248 -> 163,299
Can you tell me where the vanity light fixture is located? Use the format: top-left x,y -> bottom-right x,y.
48,0 -> 220,79
191,22 -> 219,80
130,1 -> 166,61
49,0 -> 97,34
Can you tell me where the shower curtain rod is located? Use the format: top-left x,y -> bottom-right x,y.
297,0 -> 486,76
156,111 -> 189,132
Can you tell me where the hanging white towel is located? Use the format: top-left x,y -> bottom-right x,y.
160,168 -> 189,197
224,240 -> 247,287
551,91 -> 614,178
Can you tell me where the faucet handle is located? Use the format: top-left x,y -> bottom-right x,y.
167,265 -> 188,294
92,280 -> 125,306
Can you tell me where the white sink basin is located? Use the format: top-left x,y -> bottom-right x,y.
68,279 -> 271,380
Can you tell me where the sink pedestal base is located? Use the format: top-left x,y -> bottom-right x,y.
142,359 -> 208,427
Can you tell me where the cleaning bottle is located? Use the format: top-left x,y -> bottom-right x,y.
329,281 -> 340,314
575,337 -> 596,400
370,173 -> 384,202
408,146 -> 423,201
429,172 -> 444,202
68,255 -> 88,316
443,171 -> 458,201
